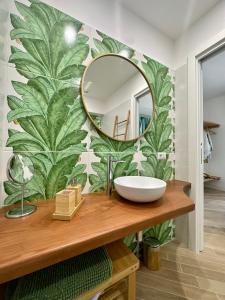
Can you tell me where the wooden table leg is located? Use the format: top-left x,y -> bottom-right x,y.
128,272 -> 136,300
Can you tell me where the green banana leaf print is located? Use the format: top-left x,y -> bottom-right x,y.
91,30 -> 137,63
141,56 -> 174,180
5,0 -> 89,204
124,220 -> 173,250
139,57 -> 174,243
89,132 -> 138,192
143,220 -> 174,245
124,234 -> 138,253
5,0 -> 175,243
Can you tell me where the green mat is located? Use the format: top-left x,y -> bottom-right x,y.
7,247 -> 112,300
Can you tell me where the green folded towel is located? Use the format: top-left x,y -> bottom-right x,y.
7,247 -> 112,300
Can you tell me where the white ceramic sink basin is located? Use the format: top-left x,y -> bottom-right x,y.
114,176 -> 166,203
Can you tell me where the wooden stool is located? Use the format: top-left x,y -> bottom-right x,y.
76,241 -> 139,300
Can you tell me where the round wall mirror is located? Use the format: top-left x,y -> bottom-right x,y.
81,54 -> 154,141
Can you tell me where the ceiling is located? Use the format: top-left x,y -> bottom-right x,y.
202,46 -> 225,100
120,0 -> 220,39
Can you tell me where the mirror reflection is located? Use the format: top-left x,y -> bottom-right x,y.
82,55 -> 153,141
8,154 -> 34,184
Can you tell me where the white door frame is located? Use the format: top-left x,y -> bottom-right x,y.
188,30 -> 225,253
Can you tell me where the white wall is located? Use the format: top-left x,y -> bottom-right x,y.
103,72 -> 150,139
174,0 -> 225,183
175,64 -> 188,181
204,94 -> 225,191
44,0 -> 174,68
174,1 -> 225,69
85,96 -> 106,115
104,73 -> 148,113
173,2 -> 225,249
174,63 -> 189,247
44,0 -> 225,70
0,0 -> 10,205
103,99 -> 132,139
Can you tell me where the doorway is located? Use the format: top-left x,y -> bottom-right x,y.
202,48 -> 225,235
134,88 -> 152,137
187,31 -> 225,253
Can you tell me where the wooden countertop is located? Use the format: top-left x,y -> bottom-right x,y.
0,180 -> 194,284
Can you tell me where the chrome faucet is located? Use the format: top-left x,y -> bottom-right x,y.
107,155 -> 125,197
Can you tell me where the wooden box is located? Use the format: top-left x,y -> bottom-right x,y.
53,187 -> 84,221
53,190 -> 76,220
66,184 -> 81,206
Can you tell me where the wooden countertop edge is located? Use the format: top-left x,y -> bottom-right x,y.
0,205 -> 194,283
0,180 -> 194,283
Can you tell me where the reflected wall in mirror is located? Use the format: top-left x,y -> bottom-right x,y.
82,54 -> 154,141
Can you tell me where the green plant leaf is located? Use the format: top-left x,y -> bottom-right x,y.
5,1 -> 88,203
10,13 -> 43,40
57,130 -> 87,151
7,109 -> 40,122
7,129 -> 46,151
159,96 -> 171,107
91,162 -> 107,181
56,98 -> 87,147
141,160 -> 155,177
57,43 -> 89,76
66,164 -> 87,190
12,80 -> 48,117
15,1 -> 49,43
47,87 -> 79,150
143,220 -> 173,245
55,144 -> 86,163
91,31 -> 136,59
10,46 -> 49,77
89,174 -> 106,192
45,155 -> 78,198
159,139 -> 172,152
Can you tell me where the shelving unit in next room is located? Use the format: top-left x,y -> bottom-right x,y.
203,121 -> 220,130
203,121 -> 221,183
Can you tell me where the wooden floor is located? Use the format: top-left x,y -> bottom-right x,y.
136,231 -> 225,299
136,188 -> 225,299
204,187 -> 225,234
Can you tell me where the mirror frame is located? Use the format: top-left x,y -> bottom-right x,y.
81,54 -> 155,142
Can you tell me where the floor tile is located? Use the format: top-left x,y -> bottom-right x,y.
204,188 -> 225,231
137,283 -> 187,300
181,263 -> 225,283
166,252 -> 225,273
136,187 -> 225,299
161,258 -> 182,272
137,271 -> 218,300
139,266 -> 199,287
197,277 -> 225,295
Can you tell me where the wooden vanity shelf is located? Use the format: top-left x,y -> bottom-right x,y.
0,180 -> 194,285
77,241 -> 139,300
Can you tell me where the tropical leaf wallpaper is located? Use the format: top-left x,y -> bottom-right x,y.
3,0 -> 175,243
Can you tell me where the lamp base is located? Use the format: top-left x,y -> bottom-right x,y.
5,205 -> 37,219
